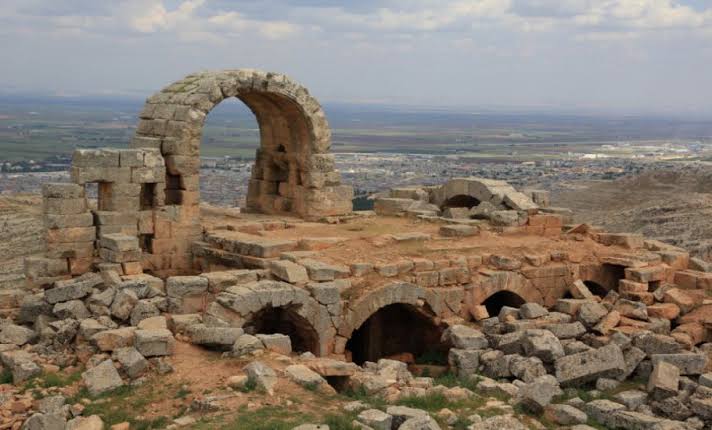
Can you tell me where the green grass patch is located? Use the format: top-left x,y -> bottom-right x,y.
219,405 -> 313,429
77,384 -> 167,428
432,372 -> 481,391
175,387 -> 191,399
342,386 -> 386,409
0,369 -> 12,384
40,370 -> 82,388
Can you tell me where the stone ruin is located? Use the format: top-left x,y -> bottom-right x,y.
5,69 -> 712,429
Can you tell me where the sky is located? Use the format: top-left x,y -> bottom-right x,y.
1,0 -> 711,115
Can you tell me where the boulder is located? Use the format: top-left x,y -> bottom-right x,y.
82,359 -> 124,396
66,415 -> 104,430
0,350 -> 41,383
442,325 -> 488,350
134,329 -> 175,357
357,409 -> 392,430
244,361 -> 277,395
257,334 -> 292,355
112,347 -> 148,379
53,300 -> 90,320
92,327 -> 135,352
20,413 -> 66,430
648,361 -> 680,401
555,344 -> 626,386
544,404 -> 588,425
0,323 -> 36,345
188,324 -> 243,349
516,375 -> 562,414
110,289 -> 138,321
285,364 -> 327,388
232,334 -> 264,356
45,273 -> 101,304
519,303 -> 548,319
521,329 -> 564,363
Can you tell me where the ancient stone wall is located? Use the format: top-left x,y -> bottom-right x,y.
130,69 -> 352,219
25,69 -> 353,283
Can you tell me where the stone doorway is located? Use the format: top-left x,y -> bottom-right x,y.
243,305 -> 319,354
345,303 -> 448,366
441,194 -> 480,210
482,290 -> 526,316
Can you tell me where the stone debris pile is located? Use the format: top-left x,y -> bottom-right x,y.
445,282 -> 712,429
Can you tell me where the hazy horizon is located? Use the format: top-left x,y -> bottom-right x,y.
2,1 -> 712,116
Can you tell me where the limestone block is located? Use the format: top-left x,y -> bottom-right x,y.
24,257 -> 69,279
99,248 -> 142,264
0,350 -> 42,383
244,361 -> 277,395
257,334 -> 292,355
118,149 -> 145,167
166,276 -> 208,298
166,155 -> 200,176
373,198 -> 414,216
42,183 -> 85,199
188,324 -> 243,349
70,166 -> 131,184
43,197 -> 88,215
554,344 -> 626,386
651,354 -> 708,375
73,148 -> 120,167
439,225 -> 477,237
135,329 -> 175,356
132,167 -> 166,183
300,258 -> 350,281
648,361 -> 680,400
44,212 -> 94,229
45,273 -> 101,303
82,359 -> 124,396
46,227 -> 96,243
596,233 -> 645,249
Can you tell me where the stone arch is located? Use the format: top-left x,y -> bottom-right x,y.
441,194 -> 480,210
431,177 -> 537,212
337,282 -> 449,364
337,282 -> 444,340
466,271 -> 543,318
130,70 -> 353,274
481,290 -> 526,316
212,280 -> 334,355
579,263 -> 626,293
243,304 -> 320,354
345,302 -> 448,365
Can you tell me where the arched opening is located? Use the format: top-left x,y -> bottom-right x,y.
239,90 -> 313,215
243,305 -> 319,354
199,98 -> 259,207
442,194 -> 480,210
482,290 -> 526,316
583,280 -> 608,297
345,303 -> 448,366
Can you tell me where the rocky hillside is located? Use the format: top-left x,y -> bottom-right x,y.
553,166 -> 712,260
0,194 -> 44,290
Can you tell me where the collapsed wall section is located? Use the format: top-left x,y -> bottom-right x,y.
24,148 -> 198,285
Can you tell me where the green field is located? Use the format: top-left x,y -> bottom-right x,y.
1,96 -> 711,162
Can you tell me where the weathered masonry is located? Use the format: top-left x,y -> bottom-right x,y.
21,68 -> 712,362
26,69 -> 353,279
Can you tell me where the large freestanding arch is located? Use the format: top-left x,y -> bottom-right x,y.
131,69 -> 352,218
127,69 -> 353,274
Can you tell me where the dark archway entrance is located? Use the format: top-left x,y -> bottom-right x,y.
345,303 -> 448,366
442,194 -> 480,210
583,280 -> 608,297
243,305 -> 319,354
482,290 -> 526,316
